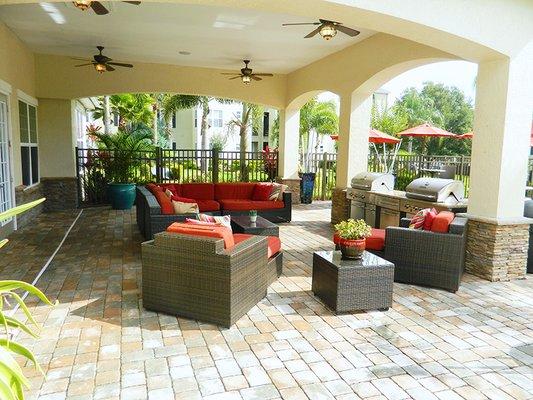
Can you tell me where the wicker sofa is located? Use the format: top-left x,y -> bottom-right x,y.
136,183 -> 292,239
373,216 -> 468,293
141,227 -> 282,327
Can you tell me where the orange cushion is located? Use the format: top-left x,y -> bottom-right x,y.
152,190 -> 174,215
166,223 -> 234,248
146,183 -> 163,194
196,200 -> 221,212
181,183 -> 215,200
215,183 -> 256,200
431,211 -> 455,233
366,228 -> 386,251
233,233 -> 281,258
219,199 -> 284,211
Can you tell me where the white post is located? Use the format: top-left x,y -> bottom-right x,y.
336,92 -> 372,188
277,108 -> 300,180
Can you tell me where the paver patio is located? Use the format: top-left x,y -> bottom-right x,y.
1,204 -> 532,400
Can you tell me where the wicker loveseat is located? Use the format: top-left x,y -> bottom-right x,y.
136,183 -> 292,239
141,224 -> 282,327
374,216 -> 468,293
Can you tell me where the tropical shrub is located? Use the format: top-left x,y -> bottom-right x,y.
0,198 -> 55,400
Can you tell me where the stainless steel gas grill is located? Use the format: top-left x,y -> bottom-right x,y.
405,178 -> 465,203
350,172 -> 395,192
347,172 -> 395,226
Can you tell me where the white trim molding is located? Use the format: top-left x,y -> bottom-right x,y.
0,79 -> 12,95
16,89 -> 38,107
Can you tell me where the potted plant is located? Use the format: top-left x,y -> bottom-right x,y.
334,218 -> 372,259
249,210 -> 258,223
90,125 -> 154,210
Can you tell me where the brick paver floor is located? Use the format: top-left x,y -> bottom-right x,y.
1,204 -> 532,400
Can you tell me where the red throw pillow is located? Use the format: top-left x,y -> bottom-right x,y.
252,183 -> 273,201
409,208 -> 431,230
423,208 -> 438,231
146,183 -> 163,194
431,211 -> 455,233
171,195 -> 196,204
152,190 -> 174,215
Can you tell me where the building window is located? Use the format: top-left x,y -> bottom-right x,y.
112,112 -> 120,126
194,110 -> 198,128
252,142 -> 259,152
209,110 -> 223,128
172,112 -> 177,129
263,112 -> 269,136
19,100 -> 39,186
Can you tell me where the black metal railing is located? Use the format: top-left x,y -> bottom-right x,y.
76,147 -> 278,206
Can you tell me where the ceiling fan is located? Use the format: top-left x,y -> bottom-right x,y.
72,0 -> 141,15
221,60 -> 273,85
73,46 -> 133,73
282,18 -> 360,40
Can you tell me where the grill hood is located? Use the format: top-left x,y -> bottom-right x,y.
351,172 -> 395,192
406,178 -> 464,203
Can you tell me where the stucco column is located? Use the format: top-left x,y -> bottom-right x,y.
465,45 -> 533,281
336,92 -> 371,188
277,108 -> 301,203
38,98 -> 78,210
332,92 -> 372,224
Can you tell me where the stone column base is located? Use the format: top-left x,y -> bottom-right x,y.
15,184 -> 45,228
465,218 -> 529,281
41,177 -> 78,211
331,188 -> 350,225
277,177 -> 301,205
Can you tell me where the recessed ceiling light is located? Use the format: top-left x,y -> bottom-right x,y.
179,51 -> 191,56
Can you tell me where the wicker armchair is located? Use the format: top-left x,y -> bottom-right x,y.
381,217 -> 468,292
141,232 -> 270,327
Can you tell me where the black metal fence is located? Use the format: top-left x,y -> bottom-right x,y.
76,147 -> 278,205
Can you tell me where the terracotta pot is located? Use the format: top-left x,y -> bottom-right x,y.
339,238 -> 366,259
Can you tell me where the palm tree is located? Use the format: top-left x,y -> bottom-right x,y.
299,98 -> 338,172
94,94 -> 154,131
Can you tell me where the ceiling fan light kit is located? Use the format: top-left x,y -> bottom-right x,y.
242,75 -> 251,85
319,24 -> 337,40
73,0 -> 92,11
282,18 -> 359,40
94,63 -> 106,73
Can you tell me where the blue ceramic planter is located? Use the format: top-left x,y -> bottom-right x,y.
107,183 -> 136,210
300,172 -> 316,204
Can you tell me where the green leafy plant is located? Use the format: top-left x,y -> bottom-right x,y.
334,218 -> 372,240
0,198 -> 56,400
91,126 -> 154,183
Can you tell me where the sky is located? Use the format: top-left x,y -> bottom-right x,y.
318,60 -> 478,106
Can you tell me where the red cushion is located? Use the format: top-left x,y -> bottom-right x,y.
171,195 -> 196,204
366,228 -> 385,251
252,183 -> 273,201
146,183 -> 163,194
423,208 -> 438,231
215,183 -> 256,200
181,183 -> 215,200
233,233 -> 282,258
166,223 -> 234,248
431,211 -> 455,233
219,199 -> 284,211
196,200 -> 221,212
159,184 -> 182,197
152,190 -> 174,215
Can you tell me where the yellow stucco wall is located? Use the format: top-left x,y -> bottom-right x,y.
0,21 -> 36,186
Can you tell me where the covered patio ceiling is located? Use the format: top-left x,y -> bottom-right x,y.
0,2 -> 374,73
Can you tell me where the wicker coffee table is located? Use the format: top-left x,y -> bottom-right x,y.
312,250 -> 394,313
230,215 -> 279,237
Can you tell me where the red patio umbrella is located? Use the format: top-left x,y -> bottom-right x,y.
396,122 -> 457,138
457,131 -> 473,139
369,129 -> 400,144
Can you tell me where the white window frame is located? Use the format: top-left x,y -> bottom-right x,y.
18,99 -> 39,188
209,110 -> 223,128
0,82 -> 14,227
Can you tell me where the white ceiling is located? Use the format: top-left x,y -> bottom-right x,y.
0,2 -> 373,74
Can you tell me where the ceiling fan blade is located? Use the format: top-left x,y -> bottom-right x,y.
251,75 -> 262,81
282,22 -> 321,26
221,72 -> 241,75
91,1 -> 109,15
304,26 -> 322,38
319,18 -> 339,24
252,73 -> 273,77
75,63 -> 94,67
123,1 -> 141,4
228,76 -> 241,80
336,25 -> 360,37
107,62 -> 134,68
105,64 -> 115,72
71,57 -> 92,61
